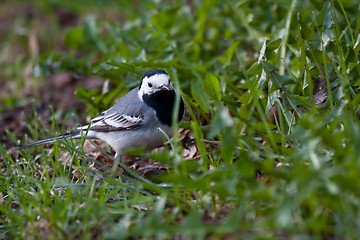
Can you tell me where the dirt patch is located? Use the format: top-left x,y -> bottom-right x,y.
0,72 -> 104,148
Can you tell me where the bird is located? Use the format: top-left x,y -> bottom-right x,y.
18,69 -> 185,158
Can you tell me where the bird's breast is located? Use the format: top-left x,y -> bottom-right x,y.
142,90 -> 184,126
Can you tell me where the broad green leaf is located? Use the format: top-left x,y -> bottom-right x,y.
284,93 -> 312,109
312,3 -> 327,30
268,73 -> 295,94
266,38 -> 282,52
236,152 -> 256,179
282,95 -> 303,111
220,128 -> 236,165
350,93 -> 360,109
277,74 -> 295,85
249,121 -> 277,131
107,62 -> 139,72
265,92 -> 277,114
238,91 -> 252,104
83,16 -> 108,53
247,61 -> 263,76
353,78 -> 360,87
64,27 -> 84,49
179,211 -> 204,231
306,50 -> 331,65
297,13 -> 314,40
263,62 -> 294,93
258,38 -> 267,61
263,61 -> 278,73
323,2 -> 334,29
191,80 -> 210,112
209,105 -> 234,137
297,21 -> 314,94
204,73 -> 221,101
150,7 -> 180,34
258,68 -> 267,89
219,41 -> 240,65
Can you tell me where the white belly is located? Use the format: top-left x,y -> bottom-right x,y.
91,124 -> 172,155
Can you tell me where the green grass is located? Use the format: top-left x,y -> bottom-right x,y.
1,0 -> 360,239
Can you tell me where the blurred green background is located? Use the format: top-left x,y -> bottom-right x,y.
1,0 -> 360,239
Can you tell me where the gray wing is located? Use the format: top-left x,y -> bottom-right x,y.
83,88 -> 148,132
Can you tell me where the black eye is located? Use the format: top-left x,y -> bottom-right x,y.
148,83 -> 153,88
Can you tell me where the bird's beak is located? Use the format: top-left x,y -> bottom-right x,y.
159,84 -> 170,91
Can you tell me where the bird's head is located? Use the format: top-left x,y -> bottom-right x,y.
138,69 -> 174,98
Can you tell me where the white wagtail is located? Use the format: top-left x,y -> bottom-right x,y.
18,69 -> 185,157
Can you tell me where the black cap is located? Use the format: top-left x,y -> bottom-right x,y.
143,69 -> 168,79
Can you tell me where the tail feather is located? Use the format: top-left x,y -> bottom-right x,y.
17,130 -> 81,149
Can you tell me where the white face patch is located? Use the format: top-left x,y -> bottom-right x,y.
138,73 -> 173,100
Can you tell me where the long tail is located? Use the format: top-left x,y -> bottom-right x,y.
17,130 -> 82,149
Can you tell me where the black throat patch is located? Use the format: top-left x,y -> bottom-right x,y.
142,89 -> 184,126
